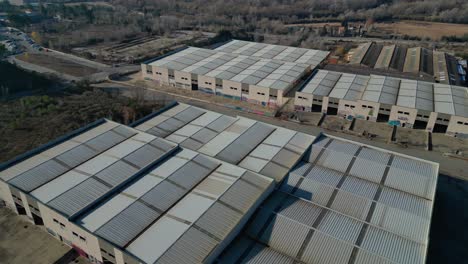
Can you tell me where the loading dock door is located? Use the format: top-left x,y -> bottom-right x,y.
413,120 -> 428,129
377,113 -> 390,122
433,123 -> 448,133
327,107 -> 338,115
312,104 -> 322,112
32,213 -> 44,225
15,203 -> 26,215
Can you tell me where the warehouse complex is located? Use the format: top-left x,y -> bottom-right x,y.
141,40 -> 329,107
348,42 -> 466,86
295,70 -> 468,136
0,117 -> 276,264
0,102 -> 439,264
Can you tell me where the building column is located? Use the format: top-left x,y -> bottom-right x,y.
322,97 -> 329,114
426,112 -> 437,132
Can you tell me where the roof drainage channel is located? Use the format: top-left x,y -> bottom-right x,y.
8,126 -> 137,193
48,138 -> 178,219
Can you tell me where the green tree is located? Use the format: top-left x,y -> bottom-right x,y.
0,43 -> 7,57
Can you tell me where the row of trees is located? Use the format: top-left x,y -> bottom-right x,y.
110,0 -> 468,24
14,0 -> 468,52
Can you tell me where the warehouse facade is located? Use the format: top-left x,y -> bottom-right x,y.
295,70 -> 468,136
141,40 -> 329,107
1,102 -> 439,264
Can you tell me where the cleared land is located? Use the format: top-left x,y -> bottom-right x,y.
374,20 -> 468,40
16,53 -> 100,77
73,30 -> 215,63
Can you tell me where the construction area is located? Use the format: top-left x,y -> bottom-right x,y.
0,102 -> 440,264
73,31 -> 215,64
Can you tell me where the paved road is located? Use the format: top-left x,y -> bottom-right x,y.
96,81 -> 468,180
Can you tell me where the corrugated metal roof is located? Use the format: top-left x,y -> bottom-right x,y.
135,104 -> 315,183
297,70 -> 468,118
216,122 -> 275,164
7,124 -> 136,192
148,42 -> 324,91
300,70 -> 342,95
46,138 -> 178,218
124,164 -> 273,263
215,40 -> 329,68
349,42 -> 372,65
374,45 -> 396,69
361,225 -> 426,264
223,135 -> 437,264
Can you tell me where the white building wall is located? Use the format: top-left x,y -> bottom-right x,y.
174,71 -> 192,89
141,65 -> 169,86
295,92 -> 313,111
274,89 -> 286,107
389,106 -> 418,128
20,192 -> 33,221
249,85 -> 270,106
447,116 -> 468,137
198,75 -> 216,94
222,80 -> 242,99
38,203 -> 103,262
0,181 -> 16,213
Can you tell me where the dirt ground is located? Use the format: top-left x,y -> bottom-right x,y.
432,133 -> 468,157
16,53 -> 100,77
373,20 -> 468,40
395,126 -> 427,147
352,119 -> 393,144
321,115 -> 351,131
0,89 -> 164,163
0,208 -> 71,264
296,111 -> 323,126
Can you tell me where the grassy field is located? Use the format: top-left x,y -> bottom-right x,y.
374,20 -> 468,40
16,53 -> 100,77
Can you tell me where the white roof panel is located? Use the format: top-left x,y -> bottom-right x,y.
127,217 -> 189,264
79,194 -> 135,232
31,170 -> 89,203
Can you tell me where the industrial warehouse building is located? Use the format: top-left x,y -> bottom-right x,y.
141,40 -> 329,107
295,70 -> 468,136
1,102 -> 439,264
348,42 -> 466,86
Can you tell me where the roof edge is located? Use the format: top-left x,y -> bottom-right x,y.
210,39 -> 234,50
